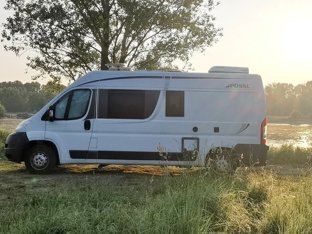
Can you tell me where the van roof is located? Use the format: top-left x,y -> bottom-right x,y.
73,66 -> 255,87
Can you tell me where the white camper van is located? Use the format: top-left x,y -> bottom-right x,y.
5,66 -> 269,173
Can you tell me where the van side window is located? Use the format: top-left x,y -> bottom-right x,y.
54,89 -> 91,120
166,91 -> 184,117
98,89 -> 160,119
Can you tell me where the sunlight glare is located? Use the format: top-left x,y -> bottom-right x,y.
280,18 -> 312,61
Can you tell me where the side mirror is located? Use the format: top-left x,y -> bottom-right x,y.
48,106 -> 55,122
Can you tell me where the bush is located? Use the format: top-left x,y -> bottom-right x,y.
16,113 -> 32,119
288,110 -> 303,121
0,130 -> 9,160
0,103 -> 5,118
268,145 -> 312,165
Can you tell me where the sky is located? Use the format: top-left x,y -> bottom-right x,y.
0,0 -> 312,85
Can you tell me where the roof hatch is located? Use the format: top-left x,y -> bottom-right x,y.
209,66 -> 249,74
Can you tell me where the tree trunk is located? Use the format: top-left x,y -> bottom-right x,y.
101,47 -> 110,70
100,0 -> 110,70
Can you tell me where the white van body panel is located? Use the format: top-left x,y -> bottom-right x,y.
9,67 -> 268,167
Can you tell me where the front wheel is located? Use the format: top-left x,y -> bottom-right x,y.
25,145 -> 57,174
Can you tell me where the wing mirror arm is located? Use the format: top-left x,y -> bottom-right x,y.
48,106 -> 55,122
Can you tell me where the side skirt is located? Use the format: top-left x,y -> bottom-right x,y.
69,150 -> 197,161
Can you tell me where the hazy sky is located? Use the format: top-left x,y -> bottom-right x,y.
0,0 -> 312,85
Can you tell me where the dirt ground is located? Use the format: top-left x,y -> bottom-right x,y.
1,161 -> 310,193
0,161 -> 187,199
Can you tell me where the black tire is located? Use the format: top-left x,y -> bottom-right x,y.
205,148 -> 239,174
258,154 -> 267,166
25,145 -> 57,174
98,164 -> 109,169
241,153 -> 253,167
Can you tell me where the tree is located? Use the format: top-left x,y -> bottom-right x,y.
0,81 -> 27,112
0,81 -> 63,113
41,80 -> 65,99
0,102 -> 5,118
2,0 -> 222,81
297,81 -> 312,115
265,83 -> 297,116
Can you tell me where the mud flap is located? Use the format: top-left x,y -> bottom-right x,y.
234,144 -> 269,166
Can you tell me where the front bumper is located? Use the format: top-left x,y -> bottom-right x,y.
4,132 -> 29,163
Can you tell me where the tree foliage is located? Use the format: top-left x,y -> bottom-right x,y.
2,0 -> 222,81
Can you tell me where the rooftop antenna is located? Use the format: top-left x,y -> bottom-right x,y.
105,63 -> 131,71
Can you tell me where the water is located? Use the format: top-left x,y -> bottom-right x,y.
268,124 -> 312,148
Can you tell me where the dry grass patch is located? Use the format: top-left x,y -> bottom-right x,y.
0,118 -> 23,132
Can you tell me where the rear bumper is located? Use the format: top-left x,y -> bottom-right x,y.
234,144 -> 269,166
4,132 -> 29,163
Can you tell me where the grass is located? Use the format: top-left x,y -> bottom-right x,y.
1,163 -> 312,233
0,118 -> 23,132
0,129 -> 9,160
247,170 -> 312,233
0,165 -> 233,233
0,118 -> 20,160
2,119 -> 312,233
268,144 -> 312,166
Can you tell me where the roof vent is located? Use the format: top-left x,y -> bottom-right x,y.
209,66 -> 249,74
106,63 -> 131,71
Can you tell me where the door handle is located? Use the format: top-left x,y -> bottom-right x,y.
84,119 -> 91,130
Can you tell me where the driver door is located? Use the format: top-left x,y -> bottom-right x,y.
44,89 -> 94,162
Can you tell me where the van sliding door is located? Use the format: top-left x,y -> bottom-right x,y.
90,89 -> 161,160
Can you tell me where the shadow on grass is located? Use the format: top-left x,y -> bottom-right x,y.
0,159 -> 190,177
3,158 -> 312,178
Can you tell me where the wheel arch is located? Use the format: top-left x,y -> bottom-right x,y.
206,147 -> 235,159
23,140 -> 60,165
205,146 -> 241,164
205,146 -> 240,173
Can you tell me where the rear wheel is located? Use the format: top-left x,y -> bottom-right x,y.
98,164 -> 109,169
205,148 -> 239,174
25,145 -> 57,174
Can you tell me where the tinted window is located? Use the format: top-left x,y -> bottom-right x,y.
98,89 -> 160,119
55,94 -> 69,119
54,89 -> 91,120
166,91 -> 184,117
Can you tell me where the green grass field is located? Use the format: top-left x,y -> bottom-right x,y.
1,162 -> 312,233
1,119 -> 312,233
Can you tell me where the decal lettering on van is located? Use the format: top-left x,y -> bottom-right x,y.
226,83 -> 250,89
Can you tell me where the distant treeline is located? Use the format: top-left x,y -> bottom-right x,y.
266,82 -> 312,118
1,80 -> 312,117
0,81 -> 65,114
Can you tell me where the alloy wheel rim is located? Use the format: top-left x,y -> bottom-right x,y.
31,152 -> 48,169
215,157 -> 230,172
